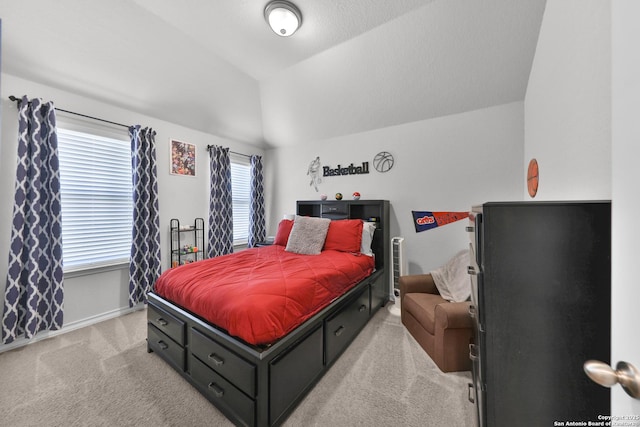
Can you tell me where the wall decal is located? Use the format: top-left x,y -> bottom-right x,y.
373,151 -> 394,173
308,151 -> 393,189
307,156 -> 322,192
527,158 -> 539,198
323,162 -> 369,177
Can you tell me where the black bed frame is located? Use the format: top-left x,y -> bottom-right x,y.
147,200 -> 390,426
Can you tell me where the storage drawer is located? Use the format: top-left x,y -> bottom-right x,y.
321,203 -> 349,219
190,327 -> 256,397
148,302 -> 185,346
270,325 -> 323,426
325,286 -> 370,365
148,324 -> 186,371
190,354 -> 255,427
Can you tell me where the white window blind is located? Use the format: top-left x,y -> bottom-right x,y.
231,158 -> 251,246
57,127 -> 133,272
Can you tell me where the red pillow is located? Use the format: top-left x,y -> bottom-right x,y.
274,219 -> 294,246
323,219 -> 363,252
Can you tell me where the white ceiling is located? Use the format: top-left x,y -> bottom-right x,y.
0,0 -> 546,148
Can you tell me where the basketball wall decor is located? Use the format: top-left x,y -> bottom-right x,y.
322,161 -> 369,177
373,151 -> 394,173
307,156 -> 322,192
527,158 -> 539,198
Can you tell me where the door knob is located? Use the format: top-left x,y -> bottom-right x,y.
584,360 -> 640,399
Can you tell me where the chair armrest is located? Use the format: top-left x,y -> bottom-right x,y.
435,301 -> 473,329
399,274 -> 439,295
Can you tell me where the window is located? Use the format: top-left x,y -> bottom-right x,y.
57,121 -> 132,273
230,156 -> 251,246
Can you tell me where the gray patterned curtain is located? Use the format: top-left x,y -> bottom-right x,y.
2,96 -> 64,344
128,126 -> 161,307
208,145 -> 233,257
247,155 -> 265,248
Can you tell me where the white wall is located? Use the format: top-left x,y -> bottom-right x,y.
260,1 -> 545,148
266,101 -> 524,275
524,0 -> 611,200
0,73 -> 264,346
525,0 -> 640,415
611,0 -> 640,416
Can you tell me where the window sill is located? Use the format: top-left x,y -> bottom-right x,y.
64,261 -> 129,279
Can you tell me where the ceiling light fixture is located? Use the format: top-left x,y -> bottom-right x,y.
264,1 -> 302,37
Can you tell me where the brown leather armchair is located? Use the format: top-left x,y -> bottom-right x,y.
399,273 -> 473,372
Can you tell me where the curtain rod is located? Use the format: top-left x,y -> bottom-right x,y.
9,96 -> 250,154
9,95 -> 130,129
206,144 -> 252,158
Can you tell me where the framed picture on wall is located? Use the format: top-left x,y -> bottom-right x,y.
170,139 -> 196,177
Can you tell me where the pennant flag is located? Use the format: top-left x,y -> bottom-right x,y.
412,211 -> 469,233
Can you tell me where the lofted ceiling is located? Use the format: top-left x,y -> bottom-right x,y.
0,0 -> 546,148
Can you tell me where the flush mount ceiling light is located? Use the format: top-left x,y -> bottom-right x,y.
264,1 -> 302,37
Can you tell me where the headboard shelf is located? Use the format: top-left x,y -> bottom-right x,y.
296,199 -> 390,294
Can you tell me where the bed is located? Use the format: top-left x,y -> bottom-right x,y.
147,199 -> 390,426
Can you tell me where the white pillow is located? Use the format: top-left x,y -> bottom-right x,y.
360,221 -> 376,256
430,250 -> 471,302
285,216 -> 331,255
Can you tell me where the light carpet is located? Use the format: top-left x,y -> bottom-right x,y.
0,305 -> 474,426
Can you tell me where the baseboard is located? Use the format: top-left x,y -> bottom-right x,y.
0,304 -> 146,354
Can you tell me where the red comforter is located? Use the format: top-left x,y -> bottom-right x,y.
154,245 -> 375,346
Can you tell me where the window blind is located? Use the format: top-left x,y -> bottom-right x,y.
57,128 -> 133,272
231,159 -> 251,245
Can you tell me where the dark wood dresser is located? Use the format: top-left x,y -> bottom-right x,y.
467,201 -> 611,427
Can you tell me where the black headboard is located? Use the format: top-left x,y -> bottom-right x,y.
296,199 -> 390,285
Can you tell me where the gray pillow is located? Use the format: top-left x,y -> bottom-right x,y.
285,216 -> 331,255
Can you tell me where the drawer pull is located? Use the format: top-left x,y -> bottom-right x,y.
469,344 -> 478,361
468,383 -> 475,403
208,382 -> 224,398
157,340 -> 169,350
156,318 -> 169,327
469,305 -> 476,318
465,226 -> 474,232
467,265 -> 476,275
334,326 -> 345,337
358,304 -> 367,312
208,353 -> 225,366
